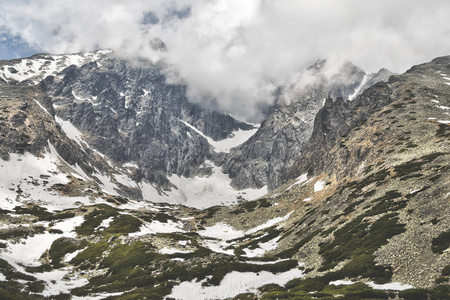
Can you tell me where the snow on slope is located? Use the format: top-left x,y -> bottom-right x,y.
180,120 -> 258,153
198,211 -> 293,257
0,216 -> 87,296
348,74 -> 368,100
139,161 -> 267,209
168,268 -> 304,300
0,50 -> 110,84
0,143 -> 108,212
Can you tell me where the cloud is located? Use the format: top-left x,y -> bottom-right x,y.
1,0 -> 450,121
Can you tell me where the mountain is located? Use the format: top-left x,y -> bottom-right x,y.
0,52 -> 448,300
1,51 -> 266,208
223,61 -> 394,190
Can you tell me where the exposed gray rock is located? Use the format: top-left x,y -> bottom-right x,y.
223,60 -> 369,190
41,57 -> 254,187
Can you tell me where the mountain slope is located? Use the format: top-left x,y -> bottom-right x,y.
223,61 -> 393,191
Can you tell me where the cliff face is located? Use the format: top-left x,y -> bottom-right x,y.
40,58 -> 254,187
223,61 -> 372,190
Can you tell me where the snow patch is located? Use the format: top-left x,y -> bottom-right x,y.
349,74 -> 368,100
180,120 -> 258,153
314,180 -> 325,192
168,268 -> 304,300
55,116 -> 84,148
129,220 -> 185,236
286,173 -> 308,191
330,279 -> 354,286
139,162 -> 267,209
243,236 -> 281,257
199,223 -> 244,240
367,281 -> 413,291
159,247 -> 192,255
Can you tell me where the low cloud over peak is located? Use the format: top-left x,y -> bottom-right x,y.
1,0 -> 449,121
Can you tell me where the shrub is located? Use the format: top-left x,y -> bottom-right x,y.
103,215 -> 142,234
49,238 -> 78,268
70,240 -> 108,266
398,288 -> 429,300
75,205 -> 118,235
432,230 -> 450,254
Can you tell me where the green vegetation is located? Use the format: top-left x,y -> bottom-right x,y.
393,152 -> 445,179
40,211 -> 75,221
436,124 -> 449,138
14,205 -> 51,218
202,206 -> 221,219
262,281 -> 389,299
276,230 -> 321,259
431,230 -> 450,254
70,240 -> 109,268
48,238 -> 78,268
103,214 -> 142,235
0,258 -> 36,282
0,228 -> 30,240
75,204 -> 118,235
398,288 -> 429,300
346,169 -> 390,191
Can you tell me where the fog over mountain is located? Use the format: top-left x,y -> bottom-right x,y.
1,0 -> 450,121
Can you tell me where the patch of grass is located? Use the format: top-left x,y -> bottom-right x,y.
40,211 -> 75,221
14,205 -> 51,218
441,265 -> 450,276
103,215 -> 142,235
318,212 -> 405,282
75,205 -> 118,235
347,169 -> 390,191
436,124 -> 449,138
276,230 -> 321,259
70,240 -> 109,267
398,288 -> 429,300
432,230 -> 450,254
49,238 -> 78,268
394,153 -> 445,179
344,199 -> 366,215
100,242 -> 159,275
0,228 -> 31,240
0,258 -> 36,282
201,206 -> 221,218
322,282 -> 388,299
258,198 -> 272,208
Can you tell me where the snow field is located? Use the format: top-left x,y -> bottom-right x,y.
314,180 -> 325,192
139,161 -> 267,209
329,280 -> 413,291
199,210 -> 293,257
285,173 -> 308,191
129,219 -> 185,236
168,268 -> 304,300
180,120 -> 259,153
0,216 -> 86,296
0,51 -> 110,84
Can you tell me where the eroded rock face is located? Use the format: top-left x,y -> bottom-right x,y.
223,61 -> 369,190
288,55 -> 450,182
41,58 -> 253,186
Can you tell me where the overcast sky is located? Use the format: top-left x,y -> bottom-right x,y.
1,0 -> 449,120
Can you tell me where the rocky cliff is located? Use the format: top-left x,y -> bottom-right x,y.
223,60 -> 393,191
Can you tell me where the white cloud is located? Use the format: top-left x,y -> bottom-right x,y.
1,0 -> 449,120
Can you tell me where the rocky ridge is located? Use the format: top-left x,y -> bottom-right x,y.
223,61 -> 393,190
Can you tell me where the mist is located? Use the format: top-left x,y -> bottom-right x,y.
1,0 -> 449,121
